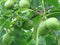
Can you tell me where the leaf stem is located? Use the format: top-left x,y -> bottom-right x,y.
36,27 -> 39,45
42,0 -> 46,15
46,12 -> 60,17
36,0 -> 46,45
42,0 -> 47,20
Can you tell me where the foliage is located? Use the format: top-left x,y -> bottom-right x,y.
0,0 -> 60,45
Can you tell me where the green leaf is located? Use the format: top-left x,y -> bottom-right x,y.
45,0 -> 59,7
31,0 -> 40,9
45,34 -> 57,45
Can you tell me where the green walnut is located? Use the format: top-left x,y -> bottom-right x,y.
2,33 -> 15,45
45,17 -> 59,30
23,19 -> 33,30
4,0 -> 15,8
39,21 -> 48,36
19,0 -> 30,8
39,17 -> 59,36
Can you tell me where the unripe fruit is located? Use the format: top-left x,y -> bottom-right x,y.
45,17 -> 59,30
4,0 -> 15,8
39,17 -> 59,36
39,21 -> 48,36
2,33 -> 15,45
19,0 -> 30,8
23,19 -> 33,30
